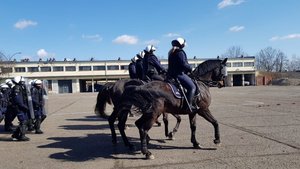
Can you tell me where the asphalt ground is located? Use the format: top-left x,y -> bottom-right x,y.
0,86 -> 299,169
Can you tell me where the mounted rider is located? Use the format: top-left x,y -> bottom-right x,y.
143,45 -> 166,81
135,51 -> 145,80
128,56 -> 138,79
167,38 -> 197,113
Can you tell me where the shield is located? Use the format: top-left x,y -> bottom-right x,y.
24,78 -> 35,120
42,80 -> 49,115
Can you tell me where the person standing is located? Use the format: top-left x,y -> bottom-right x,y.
31,79 -> 46,134
11,76 -> 30,141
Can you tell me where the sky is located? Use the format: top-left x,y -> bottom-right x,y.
1,0 -> 300,61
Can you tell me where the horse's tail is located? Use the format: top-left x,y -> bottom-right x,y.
94,83 -> 113,119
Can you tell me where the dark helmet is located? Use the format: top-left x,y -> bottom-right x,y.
171,37 -> 186,48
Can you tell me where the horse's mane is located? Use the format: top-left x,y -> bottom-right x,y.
192,59 -> 221,77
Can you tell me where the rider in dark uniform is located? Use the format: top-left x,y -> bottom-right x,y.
11,76 -> 30,141
31,79 -> 45,134
143,45 -> 166,81
128,56 -> 138,79
135,51 -> 145,80
168,38 -> 197,112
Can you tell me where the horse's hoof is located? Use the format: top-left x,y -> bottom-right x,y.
168,132 -> 175,140
214,139 -> 221,145
193,143 -> 202,149
146,153 -> 155,160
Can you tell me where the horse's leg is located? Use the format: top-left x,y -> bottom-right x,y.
108,108 -> 118,145
167,114 -> 181,140
136,114 -> 156,160
117,109 -> 135,150
198,109 -> 220,144
189,113 -> 201,148
162,113 -> 169,138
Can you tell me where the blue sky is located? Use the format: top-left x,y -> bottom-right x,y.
1,0 -> 300,61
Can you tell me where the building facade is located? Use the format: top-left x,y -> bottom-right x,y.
0,57 -> 256,94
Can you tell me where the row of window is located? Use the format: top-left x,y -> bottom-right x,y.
14,62 -> 254,73
15,65 -> 128,73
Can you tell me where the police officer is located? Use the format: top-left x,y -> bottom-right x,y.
11,76 -> 30,141
143,45 -> 166,81
128,56 -> 138,79
31,79 -> 45,134
135,51 -> 145,80
4,79 -> 15,132
0,84 -> 9,125
168,38 -> 197,112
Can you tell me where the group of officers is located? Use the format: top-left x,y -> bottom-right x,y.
0,76 -> 47,141
128,37 -> 197,112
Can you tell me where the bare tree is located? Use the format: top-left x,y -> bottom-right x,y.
0,51 -> 18,75
221,46 -> 247,58
288,55 -> 300,71
256,47 -> 288,72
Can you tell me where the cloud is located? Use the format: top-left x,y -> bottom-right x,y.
218,0 -> 245,9
164,33 -> 181,38
82,34 -> 103,42
229,25 -> 245,32
113,35 -> 138,45
270,34 -> 300,41
14,19 -> 37,30
37,49 -> 48,58
144,39 -> 160,45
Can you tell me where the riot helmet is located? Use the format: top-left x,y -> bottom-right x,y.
12,76 -> 25,85
171,37 -> 186,49
136,51 -> 145,59
144,45 -> 156,53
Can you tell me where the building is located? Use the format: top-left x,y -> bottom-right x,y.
0,57 -> 256,94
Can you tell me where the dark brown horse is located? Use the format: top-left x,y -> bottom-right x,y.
94,79 -> 182,146
115,58 -> 228,159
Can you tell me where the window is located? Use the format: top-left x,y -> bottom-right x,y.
40,67 -> 51,72
65,66 -> 76,71
79,66 -> 91,71
53,66 -> 64,71
93,66 -> 105,70
244,62 -> 254,67
226,62 -> 232,67
120,65 -> 128,70
15,67 -> 26,72
107,65 -> 119,70
46,80 -> 52,91
28,67 -> 39,72
232,62 -> 243,67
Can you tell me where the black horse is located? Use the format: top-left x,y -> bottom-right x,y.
115,58 -> 228,159
94,79 -> 182,145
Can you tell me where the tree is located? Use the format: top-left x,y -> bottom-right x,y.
0,51 -> 17,75
256,47 -> 288,72
221,46 -> 247,58
288,55 -> 300,71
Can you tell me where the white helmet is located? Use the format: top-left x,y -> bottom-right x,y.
0,83 -> 9,89
5,79 -> 13,86
172,37 -> 186,48
137,51 -> 145,59
131,56 -> 138,63
13,76 -> 25,84
34,79 -> 42,85
144,45 -> 156,53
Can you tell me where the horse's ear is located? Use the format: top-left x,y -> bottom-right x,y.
222,58 -> 228,64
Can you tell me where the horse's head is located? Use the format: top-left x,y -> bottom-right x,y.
191,58 -> 228,86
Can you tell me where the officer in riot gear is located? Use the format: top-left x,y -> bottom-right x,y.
128,56 -> 138,79
11,76 -> 30,141
0,84 -> 9,125
135,51 -> 145,80
168,38 -> 197,113
3,79 -> 15,132
31,79 -> 45,134
143,45 -> 166,81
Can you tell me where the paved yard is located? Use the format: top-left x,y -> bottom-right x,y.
0,86 -> 299,169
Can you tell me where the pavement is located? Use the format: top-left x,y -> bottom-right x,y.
0,86 -> 299,169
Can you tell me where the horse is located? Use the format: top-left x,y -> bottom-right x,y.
115,58 -> 228,159
94,79 -> 182,146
